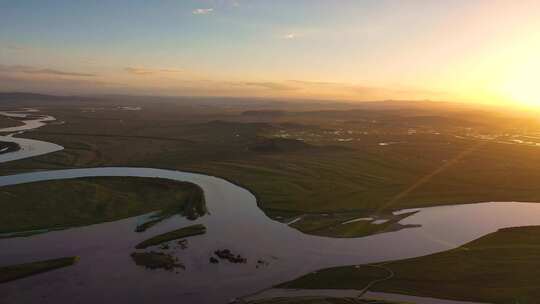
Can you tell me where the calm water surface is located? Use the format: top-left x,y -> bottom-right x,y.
1,167 -> 540,303
0,109 -> 63,163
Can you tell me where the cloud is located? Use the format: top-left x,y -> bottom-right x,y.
244,82 -> 299,91
348,85 -> 447,98
24,68 -> 95,77
159,68 -> 184,73
288,80 -> 342,86
125,67 -> 154,75
241,80 -> 447,100
0,65 -> 95,77
283,33 -> 297,40
193,8 -> 214,15
4,45 -> 26,52
0,73 -> 126,95
124,67 -> 183,76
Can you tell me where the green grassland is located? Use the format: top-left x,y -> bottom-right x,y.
281,225 -> 540,304
0,176 -> 206,234
290,211 -> 419,238
2,99 -> 540,238
0,257 -> 79,283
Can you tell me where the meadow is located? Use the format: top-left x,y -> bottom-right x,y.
0,176 -> 205,234
2,94 -> 540,238
282,225 -> 540,304
3,95 -> 540,301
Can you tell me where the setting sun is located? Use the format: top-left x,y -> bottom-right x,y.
501,59 -> 540,108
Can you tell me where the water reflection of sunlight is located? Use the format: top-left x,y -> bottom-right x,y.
413,227 -> 460,250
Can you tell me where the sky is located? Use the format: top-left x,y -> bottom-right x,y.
1,0 -> 540,107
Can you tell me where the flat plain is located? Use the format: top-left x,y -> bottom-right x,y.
2,94 -> 540,238
2,93 -> 540,302
282,225 -> 540,304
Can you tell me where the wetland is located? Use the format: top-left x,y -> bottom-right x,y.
2,94 -> 540,303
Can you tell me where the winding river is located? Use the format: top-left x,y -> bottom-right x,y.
0,109 -> 63,163
0,109 -> 537,304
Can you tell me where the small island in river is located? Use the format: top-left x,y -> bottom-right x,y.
0,176 -> 206,235
0,141 -> 20,155
0,257 -> 79,284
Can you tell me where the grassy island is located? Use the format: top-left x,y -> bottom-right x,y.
0,257 -> 79,283
281,225 -> 540,304
0,141 -> 20,155
130,252 -> 184,270
0,176 -> 206,234
135,224 -> 206,249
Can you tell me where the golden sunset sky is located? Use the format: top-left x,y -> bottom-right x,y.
1,0 -> 539,108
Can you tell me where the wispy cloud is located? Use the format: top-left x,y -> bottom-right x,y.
0,73 -> 125,95
159,68 -> 183,73
193,8 -> 214,15
25,68 -> 95,77
125,67 -> 183,76
289,80 -> 341,86
244,82 -> 299,91
4,45 -> 26,52
125,67 -> 153,75
240,80 -> 447,100
282,33 -> 297,40
0,65 -> 95,77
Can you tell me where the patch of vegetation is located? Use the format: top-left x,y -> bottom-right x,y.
293,211 -> 419,238
0,177 -> 206,234
135,224 -> 206,249
249,138 -> 313,153
130,252 -> 184,270
0,227 -> 66,239
279,265 -> 388,291
281,226 -> 540,304
214,249 -> 247,263
0,256 -> 79,283
135,184 -> 205,232
287,212 -> 418,238
135,217 -> 164,232
0,141 -> 20,154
